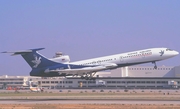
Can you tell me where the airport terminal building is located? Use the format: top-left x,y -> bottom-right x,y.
1,65 -> 180,89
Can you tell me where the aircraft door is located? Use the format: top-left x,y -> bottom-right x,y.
97,60 -> 101,65
120,56 -> 124,62
142,52 -> 146,58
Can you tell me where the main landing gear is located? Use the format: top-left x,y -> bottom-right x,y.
152,61 -> 157,69
81,72 -> 96,80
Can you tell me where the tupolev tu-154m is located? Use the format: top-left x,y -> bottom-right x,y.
2,47 -> 179,80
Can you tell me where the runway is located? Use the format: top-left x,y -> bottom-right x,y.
1,89 -> 180,105
0,99 -> 180,104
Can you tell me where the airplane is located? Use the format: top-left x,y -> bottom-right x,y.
30,86 -> 42,92
28,81 -> 43,92
2,47 -> 179,80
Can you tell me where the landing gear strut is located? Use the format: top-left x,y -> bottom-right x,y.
152,61 -> 157,69
81,72 -> 96,80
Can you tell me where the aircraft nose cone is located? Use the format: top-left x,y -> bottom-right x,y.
174,51 -> 179,55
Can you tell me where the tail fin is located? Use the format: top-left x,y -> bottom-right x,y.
2,48 -> 58,69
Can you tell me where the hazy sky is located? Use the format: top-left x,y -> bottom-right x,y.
1,0 -> 180,76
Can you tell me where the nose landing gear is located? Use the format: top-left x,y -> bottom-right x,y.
152,61 -> 157,69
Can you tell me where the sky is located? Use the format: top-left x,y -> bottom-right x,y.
0,0 -> 180,76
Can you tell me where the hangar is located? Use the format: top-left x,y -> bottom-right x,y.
0,65 -> 180,89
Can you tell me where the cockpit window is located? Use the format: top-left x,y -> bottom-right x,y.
166,48 -> 173,51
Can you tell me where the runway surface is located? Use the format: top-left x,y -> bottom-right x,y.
1,89 -> 180,105
0,99 -> 180,104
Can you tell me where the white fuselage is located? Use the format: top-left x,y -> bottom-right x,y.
6,47 -> 178,78
70,48 -> 179,67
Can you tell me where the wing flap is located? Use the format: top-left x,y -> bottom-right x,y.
45,66 -> 106,74
103,63 -> 118,68
44,63 -> 118,76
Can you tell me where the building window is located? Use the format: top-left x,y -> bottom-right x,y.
88,81 -> 95,83
83,81 -> 86,84
127,81 -> 136,83
140,81 -> 145,83
68,81 -> 73,83
107,81 -> 111,83
78,81 -> 86,83
146,81 -> 150,83
157,81 -> 168,84
112,81 -> 116,83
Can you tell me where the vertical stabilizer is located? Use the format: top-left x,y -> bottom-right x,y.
2,48 -> 59,69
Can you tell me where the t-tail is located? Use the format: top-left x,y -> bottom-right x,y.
2,48 -> 59,69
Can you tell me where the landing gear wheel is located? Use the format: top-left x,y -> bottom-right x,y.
85,76 -> 89,80
81,72 -> 96,80
154,65 -> 157,69
81,76 -> 85,79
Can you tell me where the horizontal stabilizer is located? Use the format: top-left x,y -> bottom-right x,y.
2,48 -> 45,56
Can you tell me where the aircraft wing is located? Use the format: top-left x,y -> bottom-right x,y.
45,66 -> 106,74
45,63 -> 117,74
